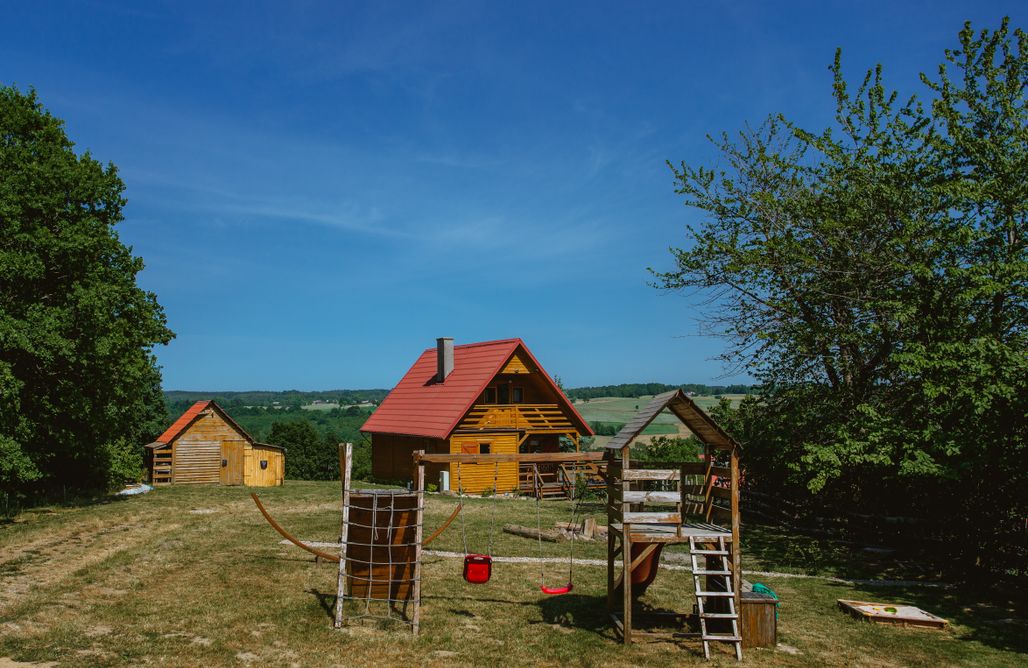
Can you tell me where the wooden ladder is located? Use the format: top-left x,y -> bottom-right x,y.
689,535 -> 742,661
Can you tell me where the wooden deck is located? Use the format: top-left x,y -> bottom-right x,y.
608,521 -> 732,544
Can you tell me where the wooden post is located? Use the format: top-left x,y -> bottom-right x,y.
730,446 -> 742,608
606,451 -> 616,614
621,446 -> 632,644
411,450 -> 425,636
703,443 -> 714,522
333,443 -> 353,629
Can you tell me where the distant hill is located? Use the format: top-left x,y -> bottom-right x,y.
163,383 -> 756,409
563,383 -> 756,401
163,389 -> 390,409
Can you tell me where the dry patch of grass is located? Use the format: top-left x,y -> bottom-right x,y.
0,482 -> 1024,667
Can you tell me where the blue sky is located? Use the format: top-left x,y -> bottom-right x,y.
4,1 -> 1023,390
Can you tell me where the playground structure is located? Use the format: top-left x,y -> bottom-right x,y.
604,389 -> 743,660
255,387 -> 746,660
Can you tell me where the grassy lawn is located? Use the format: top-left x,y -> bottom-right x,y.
1,481 -> 1024,667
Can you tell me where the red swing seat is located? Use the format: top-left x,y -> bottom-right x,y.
463,554 -> 493,584
540,583 -> 574,595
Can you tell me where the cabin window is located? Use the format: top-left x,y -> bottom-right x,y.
483,387 -> 497,403
480,443 -> 491,454
221,459 -> 228,467
512,386 -> 524,403
260,460 -> 268,470
497,384 -> 510,404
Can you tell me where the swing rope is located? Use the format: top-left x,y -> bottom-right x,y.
534,463 -> 579,595
457,462 -> 469,556
456,459 -> 500,585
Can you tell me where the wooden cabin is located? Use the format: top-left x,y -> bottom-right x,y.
145,400 -> 285,487
362,338 -> 594,494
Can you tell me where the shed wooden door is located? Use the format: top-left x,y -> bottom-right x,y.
220,441 -> 244,485
173,439 -> 221,484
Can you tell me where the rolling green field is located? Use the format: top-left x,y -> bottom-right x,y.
573,395 -> 748,437
1,481 -> 1023,667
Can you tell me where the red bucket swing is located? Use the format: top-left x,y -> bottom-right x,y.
456,461 -> 499,585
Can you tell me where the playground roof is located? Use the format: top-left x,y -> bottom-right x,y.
361,338 -> 592,439
604,389 -> 741,452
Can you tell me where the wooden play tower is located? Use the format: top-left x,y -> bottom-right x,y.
605,389 -> 743,660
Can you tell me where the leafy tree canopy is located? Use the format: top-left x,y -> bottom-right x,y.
654,20 -> 1026,573
0,86 -> 173,500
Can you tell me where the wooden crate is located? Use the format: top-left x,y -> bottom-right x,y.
740,591 -> 778,648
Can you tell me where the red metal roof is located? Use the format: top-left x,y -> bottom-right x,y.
361,338 -> 593,439
155,400 -> 255,445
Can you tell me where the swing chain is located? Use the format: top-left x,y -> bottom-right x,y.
456,462 -> 469,556
486,461 -> 500,556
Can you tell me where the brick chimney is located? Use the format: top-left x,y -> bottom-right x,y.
436,337 -> 454,382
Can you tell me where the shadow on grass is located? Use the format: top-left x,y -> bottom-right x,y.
828,580 -> 1028,655
743,518 -> 936,581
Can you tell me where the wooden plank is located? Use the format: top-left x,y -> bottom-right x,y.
623,511 -> 681,524
621,490 -> 681,504
415,452 -> 603,464
621,469 -> 680,481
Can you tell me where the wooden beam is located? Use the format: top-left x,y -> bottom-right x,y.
621,468 -> 681,481
503,523 -> 562,542
629,542 -> 658,573
413,452 -> 604,464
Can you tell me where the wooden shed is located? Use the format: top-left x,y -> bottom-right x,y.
362,337 -> 594,494
146,400 -> 285,487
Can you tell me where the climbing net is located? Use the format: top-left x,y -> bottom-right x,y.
333,488 -> 424,631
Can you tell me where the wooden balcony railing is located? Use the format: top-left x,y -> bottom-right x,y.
457,403 -> 575,432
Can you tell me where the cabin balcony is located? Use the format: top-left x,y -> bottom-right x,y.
456,403 -> 575,432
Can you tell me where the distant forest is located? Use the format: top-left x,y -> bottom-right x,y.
563,383 -> 756,400
164,389 -> 390,411
164,382 -> 755,413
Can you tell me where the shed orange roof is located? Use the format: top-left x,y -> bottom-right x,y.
154,399 -> 263,447
361,338 -> 592,439
156,400 -> 212,444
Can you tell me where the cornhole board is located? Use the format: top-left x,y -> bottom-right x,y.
837,599 -> 948,629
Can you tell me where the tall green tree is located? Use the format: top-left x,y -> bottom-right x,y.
654,21 -> 1026,573
269,419 -> 336,480
0,86 -> 174,500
